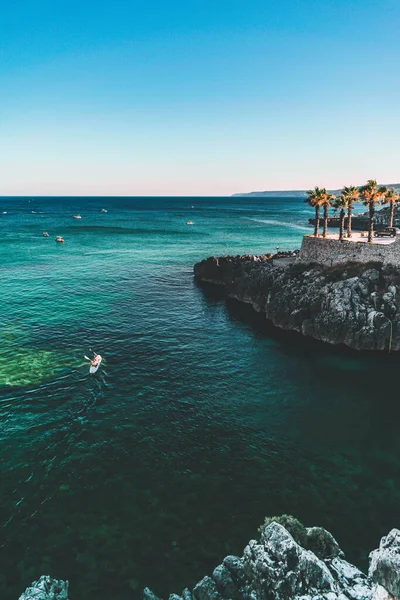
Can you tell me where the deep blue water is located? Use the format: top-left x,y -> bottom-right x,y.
0,197 -> 399,600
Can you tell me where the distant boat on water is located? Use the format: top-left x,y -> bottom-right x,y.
101,208 -> 107,213
55,236 -> 64,243
42,232 -> 49,237
186,221 -> 194,225
73,215 -> 82,219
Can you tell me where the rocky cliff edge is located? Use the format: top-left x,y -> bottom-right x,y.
194,255 -> 400,351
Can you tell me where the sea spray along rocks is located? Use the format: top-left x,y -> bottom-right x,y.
194,255 -> 400,351
18,576 -> 69,599
143,522 -> 399,600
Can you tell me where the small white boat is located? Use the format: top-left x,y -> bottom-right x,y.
186,221 -> 194,225
73,215 -> 82,219
55,236 -> 64,243
42,232 -> 49,237
101,208 -> 107,213
2,211 -> 7,214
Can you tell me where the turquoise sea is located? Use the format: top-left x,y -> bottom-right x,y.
1,197 -> 399,599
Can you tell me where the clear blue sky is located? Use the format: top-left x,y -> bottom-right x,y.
1,0 -> 399,195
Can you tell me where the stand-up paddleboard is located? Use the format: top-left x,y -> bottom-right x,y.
90,356 -> 102,374
84,355 -> 102,374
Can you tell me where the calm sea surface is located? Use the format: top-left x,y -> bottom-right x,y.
0,197 -> 399,599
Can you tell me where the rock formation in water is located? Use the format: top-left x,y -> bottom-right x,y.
369,529 -> 400,597
17,524 -> 400,600
18,575 -> 69,599
144,522 -> 400,600
194,255 -> 400,351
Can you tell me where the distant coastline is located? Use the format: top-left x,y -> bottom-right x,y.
233,183 -> 400,198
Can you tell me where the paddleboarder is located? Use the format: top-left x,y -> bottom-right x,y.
84,349 -> 102,371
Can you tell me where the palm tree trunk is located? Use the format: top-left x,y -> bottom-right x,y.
368,202 -> 375,243
339,209 -> 345,241
314,205 -> 320,236
347,203 -> 353,238
389,201 -> 395,228
322,203 -> 328,238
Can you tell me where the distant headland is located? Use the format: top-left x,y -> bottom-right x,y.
233,183 -> 400,198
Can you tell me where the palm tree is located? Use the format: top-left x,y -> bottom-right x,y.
385,188 -> 400,228
341,185 -> 359,238
321,190 -> 335,238
359,180 -> 388,243
305,187 -> 324,237
333,195 -> 348,241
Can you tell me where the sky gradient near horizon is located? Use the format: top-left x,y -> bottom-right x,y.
1,0 -> 400,196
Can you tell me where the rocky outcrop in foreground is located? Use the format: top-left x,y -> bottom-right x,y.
17,524 -> 400,600
194,255 -> 400,351
144,523 -> 400,600
369,529 -> 400,597
18,576 -> 68,599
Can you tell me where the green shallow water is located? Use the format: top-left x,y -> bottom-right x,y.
0,197 -> 399,599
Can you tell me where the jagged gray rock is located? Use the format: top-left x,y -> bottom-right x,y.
194,255 -> 400,351
212,563 -> 240,599
182,589 -> 193,600
144,523 -> 398,600
244,523 -> 336,599
193,576 -> 220,600
368,529 -> 400,597
18,576 -> 69,600
144,588 -> 162,600
17,526 -> 400,600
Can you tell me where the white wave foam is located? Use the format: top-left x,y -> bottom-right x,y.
246,218 -> 309,231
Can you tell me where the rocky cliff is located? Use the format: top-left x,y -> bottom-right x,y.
17,524 -> 400,600
194,255 -> 400,351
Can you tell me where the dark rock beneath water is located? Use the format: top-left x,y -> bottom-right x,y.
194,255 -> 400,351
